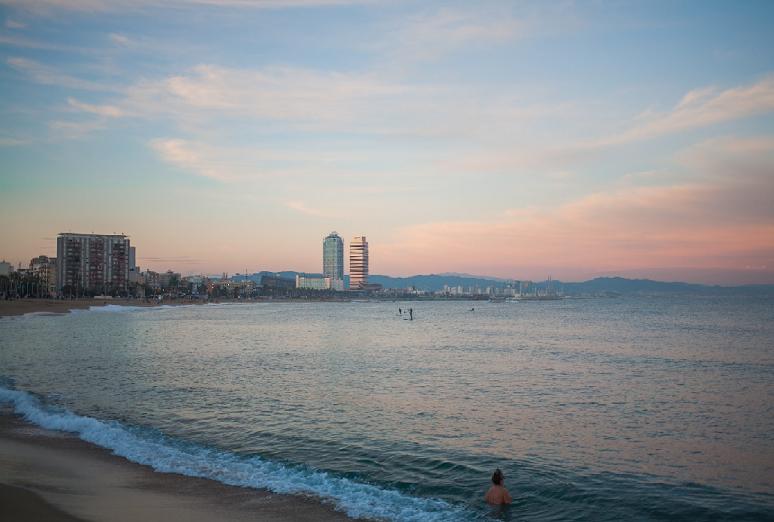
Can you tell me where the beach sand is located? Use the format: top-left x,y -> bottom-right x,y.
0,298 -> 106,317
0,298 -> 352,319
0,298 -> 204,318
0,412 -> 356,521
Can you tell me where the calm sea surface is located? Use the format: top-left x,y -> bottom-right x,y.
1,297 -> 773,520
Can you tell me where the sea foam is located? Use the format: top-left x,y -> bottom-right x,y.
72,304 -> 178,313
0,386 -> 475,522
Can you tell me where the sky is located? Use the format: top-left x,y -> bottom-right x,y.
0,0 -> 773,284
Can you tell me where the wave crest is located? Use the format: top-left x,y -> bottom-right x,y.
0,386 -> 474,521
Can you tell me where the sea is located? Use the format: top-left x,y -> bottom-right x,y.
1,296 -> 773,521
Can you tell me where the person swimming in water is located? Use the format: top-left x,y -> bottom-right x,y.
485,468 -> 512,505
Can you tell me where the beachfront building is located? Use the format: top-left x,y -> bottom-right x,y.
159,270 -> 182,291
349,236 -> 368,289
0,260 -> 13,277
323,232 -> 344,286
296,274 -> 331,290
260,274 -> 295,297
143,270 -> 161,291
56,233 -> 131,295
29,255 -> 57,296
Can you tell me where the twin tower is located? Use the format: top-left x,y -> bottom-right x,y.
323,232 -> 368,289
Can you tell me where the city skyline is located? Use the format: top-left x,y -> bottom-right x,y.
2,224 -> 774,286
1,2 -> 773,284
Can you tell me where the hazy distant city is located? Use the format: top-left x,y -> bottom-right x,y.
1,230 -> 565,300
3,230 -> 771,303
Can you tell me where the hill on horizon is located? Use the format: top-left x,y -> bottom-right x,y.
226,272 -> 774,295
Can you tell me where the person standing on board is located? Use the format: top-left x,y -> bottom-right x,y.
485,469 -> 512,505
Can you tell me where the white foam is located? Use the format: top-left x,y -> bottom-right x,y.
0,386 -> 474,522
74,304 -> 178,313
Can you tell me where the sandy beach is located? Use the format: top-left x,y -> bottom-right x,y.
0,298 -> 207,318
0,298 -> 352,318
0,298 -> 105,317
0,411 -> 356,522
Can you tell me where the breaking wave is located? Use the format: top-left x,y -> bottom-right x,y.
0,385 -> 476,522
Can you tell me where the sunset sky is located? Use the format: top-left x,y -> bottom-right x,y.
1,0 -> 773,284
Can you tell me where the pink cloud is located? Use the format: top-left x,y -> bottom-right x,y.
376,137 -> 774,284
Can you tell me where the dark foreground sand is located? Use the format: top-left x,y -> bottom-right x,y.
0,298 -> 209,318
0,298 -> 104,317
0,412 -> 356,522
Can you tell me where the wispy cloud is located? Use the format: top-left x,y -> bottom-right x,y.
149,137 -> 388,181
150,138 -> 299,181
284,200 -> 330,217
133,64 -> 412,126
0,33 -> 87,51
118,62 -> 573,145
0,0 -> 372,13
139,256 -> 203,266
48,118 -> 106,138
5,18 -> 26,28
386,7 -> 523,63
434,75 -> 774,177
6,56 -> 109,90
595,76 -> 774,146
108,32 -> 132,46
151,138 -> 224,180
67,97 -> 126,117
0,136 -> 30,146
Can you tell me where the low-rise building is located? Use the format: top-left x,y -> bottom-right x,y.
159,270 -> 181,290
29,255 -> 57,296
261,274 -> 295,295
143,270 -> 161,291
296,274 -> 333,290
0,260 -> 13,277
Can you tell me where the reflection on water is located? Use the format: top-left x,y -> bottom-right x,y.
1,296 -> 773,520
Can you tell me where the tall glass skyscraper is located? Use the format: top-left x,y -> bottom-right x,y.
323,232 -> 344,281
349,236 -> 368,289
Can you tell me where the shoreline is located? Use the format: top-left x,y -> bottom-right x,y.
0,298 -> 169,318
0,298 -> 105,317
0,297 -> 360,318
0,295 -> 584,318
0,298 -> 226,318
0,296 -> 458,319
0,410 -> 358,521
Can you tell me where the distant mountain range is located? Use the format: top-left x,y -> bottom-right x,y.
226,272 -> 774,296
558,277 -> 774,296
372,275 -> 774,295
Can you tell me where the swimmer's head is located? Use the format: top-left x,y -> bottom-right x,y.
492,469 -> 504,485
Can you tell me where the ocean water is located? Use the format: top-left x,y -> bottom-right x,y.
1,297 -> 773,521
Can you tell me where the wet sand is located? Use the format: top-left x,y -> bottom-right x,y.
0,298 -> 352,318
0,412 -> 356,522
0,298 -> 105,317
0,298 -> 203,318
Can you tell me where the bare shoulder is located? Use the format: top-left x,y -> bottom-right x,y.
485,485 -> 512,505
